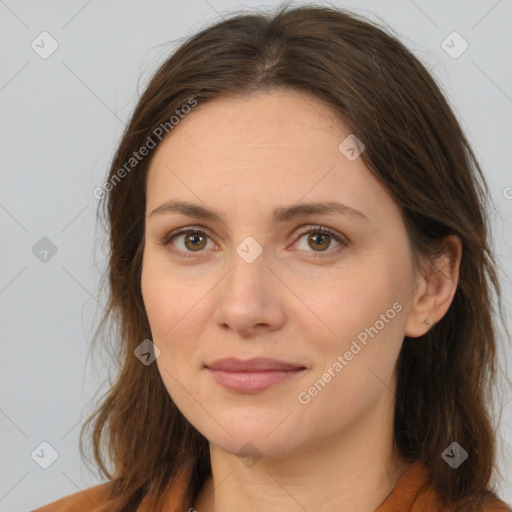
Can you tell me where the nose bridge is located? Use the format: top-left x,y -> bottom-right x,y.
227,236 -> 269,295
212,236 -> 285,333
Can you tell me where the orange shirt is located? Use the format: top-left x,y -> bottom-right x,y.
32,460 -> 512,512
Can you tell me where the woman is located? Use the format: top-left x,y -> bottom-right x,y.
34,3 -> 511,511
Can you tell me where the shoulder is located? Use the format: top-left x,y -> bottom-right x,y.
415,489 -> 512,512
447,492 -> 512,512
31,481 -> 112,512
413,475 -> 512,512
378,461 -> 512,512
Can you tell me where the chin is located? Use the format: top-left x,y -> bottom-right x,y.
194,414 -> 305,460
212,434 -> 297,462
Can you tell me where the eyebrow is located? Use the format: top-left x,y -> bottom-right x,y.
149,199 -> 370,225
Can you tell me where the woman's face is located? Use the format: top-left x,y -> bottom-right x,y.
141,90 -> 422,460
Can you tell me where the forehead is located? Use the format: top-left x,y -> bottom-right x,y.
184,90 -> 343,148
145,90 -> 392,225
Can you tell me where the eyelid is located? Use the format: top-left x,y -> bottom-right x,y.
158,226 -> 214,249
159,224 -> 348,257
291,225 -> 348,256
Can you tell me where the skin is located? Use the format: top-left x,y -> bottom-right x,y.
140,89 -> 462,512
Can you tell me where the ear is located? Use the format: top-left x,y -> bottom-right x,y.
404,234 -> 462,338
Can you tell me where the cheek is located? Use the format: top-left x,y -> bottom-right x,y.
141,268 -> 173,338
141,264 -> 197,397
299,302 -> 405,426
314,266 -> 399,335
308,257 -> 409,391
141,251 -> 198,340
140,254 -> 209,384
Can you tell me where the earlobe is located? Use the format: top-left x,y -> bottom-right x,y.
404,235 -> 462,338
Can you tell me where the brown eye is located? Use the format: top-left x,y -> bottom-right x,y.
293,226 -> 347,255
307,232 -> 331,251
161,225 -> 347,259
183,231 -> 207,251
162,228 -> 214,257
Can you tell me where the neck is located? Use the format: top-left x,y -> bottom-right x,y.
193,395 -> 410,512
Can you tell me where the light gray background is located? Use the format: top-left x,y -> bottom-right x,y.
1,1 -> 511,510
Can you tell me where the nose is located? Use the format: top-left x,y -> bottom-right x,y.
212,247 -> 286,338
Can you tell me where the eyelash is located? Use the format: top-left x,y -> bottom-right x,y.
158,225 -> 348,259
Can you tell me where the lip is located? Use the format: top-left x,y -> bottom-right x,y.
206,357 -> 305,372
205,357 -> 307,393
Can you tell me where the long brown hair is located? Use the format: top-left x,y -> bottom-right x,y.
80,3 -> 511,510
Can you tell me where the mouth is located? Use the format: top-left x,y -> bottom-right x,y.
205,357 -> 307,393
